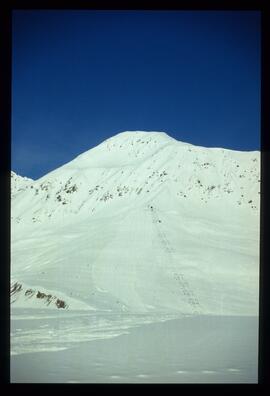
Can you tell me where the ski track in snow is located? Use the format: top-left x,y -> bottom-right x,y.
149,205 -> 202,314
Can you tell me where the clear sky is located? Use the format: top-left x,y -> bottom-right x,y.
12,10 -> 261,180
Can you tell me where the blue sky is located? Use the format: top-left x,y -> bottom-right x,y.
12,10 -> 261,180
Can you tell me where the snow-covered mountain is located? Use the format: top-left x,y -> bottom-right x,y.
11,171 -> 33,198
11,131 -> 260,315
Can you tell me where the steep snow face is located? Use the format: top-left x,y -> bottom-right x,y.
11,131 -> 260,315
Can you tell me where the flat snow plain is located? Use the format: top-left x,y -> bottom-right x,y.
11,309 -> 258,383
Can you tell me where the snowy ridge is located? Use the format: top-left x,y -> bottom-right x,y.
11,131 -> 260,315
11,171 -> 33,198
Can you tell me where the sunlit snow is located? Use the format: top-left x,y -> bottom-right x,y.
11,131 -> 260,383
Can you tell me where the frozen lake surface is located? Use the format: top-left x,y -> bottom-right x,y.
11,309 -> 258,383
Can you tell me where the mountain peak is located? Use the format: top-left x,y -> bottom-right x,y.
102,130 -> 177,146
64,130 -> 177,170
110,130 -> 173,139
11,130 -> 260,316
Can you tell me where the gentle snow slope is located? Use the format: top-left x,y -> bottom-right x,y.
11,131 -> 260,315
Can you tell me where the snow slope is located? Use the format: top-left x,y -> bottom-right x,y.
11,131 -> 260,315
11,171 -> 33,198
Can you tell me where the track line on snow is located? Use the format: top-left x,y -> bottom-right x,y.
148,205 -> 202,314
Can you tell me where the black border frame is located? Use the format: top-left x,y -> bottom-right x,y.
1,0 -> 269,392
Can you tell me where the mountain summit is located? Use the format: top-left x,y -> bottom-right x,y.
11,131 -> 260,315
